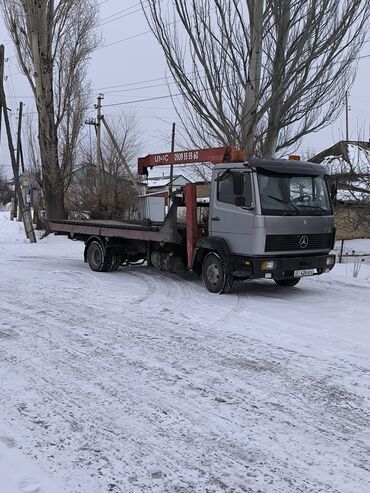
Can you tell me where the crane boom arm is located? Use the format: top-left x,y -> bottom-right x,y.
137,146 -> 244,175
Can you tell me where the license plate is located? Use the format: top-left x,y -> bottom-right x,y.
294,269 -> 314,278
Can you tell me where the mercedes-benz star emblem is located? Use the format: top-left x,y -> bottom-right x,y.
299,235 -> 309,249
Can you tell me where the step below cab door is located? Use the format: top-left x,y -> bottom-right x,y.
209,169 -> 255,255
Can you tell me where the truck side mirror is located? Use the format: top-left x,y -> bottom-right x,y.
233,173 -> 243,196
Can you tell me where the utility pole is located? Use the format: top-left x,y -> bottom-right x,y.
15,101 -> 24,221
345,91 -> 349,142
0,45 -> 36,243
16,101 -> 23,171
96,93 -> 104,171
86,105 -> 141,213
0,75 -> 2,148
168,122 -> 176,202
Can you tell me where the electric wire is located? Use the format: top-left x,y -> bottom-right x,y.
101,53 -> 370,108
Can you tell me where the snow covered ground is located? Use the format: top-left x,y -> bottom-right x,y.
0,211 -> 370,493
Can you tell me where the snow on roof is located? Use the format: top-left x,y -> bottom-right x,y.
145,175 -> 189,188
322,155 -> 348,175
148,178 -> 170,188
322,144 -> 370,175
147,164 -> 212,183
146,177 -> 172,188
347,144 -> 370,174
337,189 -> 370,202
335,178 -> 370,203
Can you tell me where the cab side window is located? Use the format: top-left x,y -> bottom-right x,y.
217,174 -> 234,204
217,172 -> 253,206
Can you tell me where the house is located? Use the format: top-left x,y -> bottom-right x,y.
145,174 -> 190,197
310,141 -> 370,239
310,140 -> 370,173
146,163 -> 212,200
140,170 -> 211,223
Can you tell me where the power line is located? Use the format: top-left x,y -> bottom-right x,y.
96,3 -> 181,50
94,40 -> 370,92
96,29 -> 152,50
103,93 -> 183,108
100,8 -> 142,27
101,4 -> 140,20
352,95 -> 370,107
100,3 -> 142,21
96,16 -> 370,55
99,79 -> 186,95
102,53 -> 370,108
94,74 -> 180,91
98,1 -> 164,27
351,105 -> 370,119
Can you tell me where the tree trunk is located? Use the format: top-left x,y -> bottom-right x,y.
242,0 -> 263,157
43,187 -> 65,219
28,1 -> 65,219
262,1 -> 290,157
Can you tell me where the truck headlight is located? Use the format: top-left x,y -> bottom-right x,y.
326,256 -> 335,266
261,260 -> 277,270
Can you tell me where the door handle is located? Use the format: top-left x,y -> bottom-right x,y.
211,216 -> 220,221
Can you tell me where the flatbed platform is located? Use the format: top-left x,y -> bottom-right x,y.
50,218 -> 163,231
48,211 -> 183,244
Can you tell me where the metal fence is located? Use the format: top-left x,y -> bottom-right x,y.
335,238 -> 370,264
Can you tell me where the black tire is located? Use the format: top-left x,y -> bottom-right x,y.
86,240 -> 110,272
274,278 -> 301,287
202,252 -> 233,294
107,255 -> 122,272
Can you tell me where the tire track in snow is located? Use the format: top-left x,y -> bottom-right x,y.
1,243 -> 370,492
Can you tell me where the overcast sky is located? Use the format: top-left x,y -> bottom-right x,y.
1,0 -> 369,177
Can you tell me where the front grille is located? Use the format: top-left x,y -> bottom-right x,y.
265,233 -> 332,252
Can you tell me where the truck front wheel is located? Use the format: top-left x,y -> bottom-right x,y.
274,278 -> 301,287
202,252 -> 233,294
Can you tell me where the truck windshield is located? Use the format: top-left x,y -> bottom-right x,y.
257,173 -> 332,216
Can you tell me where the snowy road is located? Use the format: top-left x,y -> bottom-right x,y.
0,213 -> 370,493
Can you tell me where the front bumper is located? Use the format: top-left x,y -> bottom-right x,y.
233,253 -> 336,280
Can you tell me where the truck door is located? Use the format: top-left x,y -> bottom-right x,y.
209,170 -> 255,255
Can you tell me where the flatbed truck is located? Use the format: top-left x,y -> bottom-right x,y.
49,147 -> 336,293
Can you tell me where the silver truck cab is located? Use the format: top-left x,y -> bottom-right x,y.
195,157 -> 336,293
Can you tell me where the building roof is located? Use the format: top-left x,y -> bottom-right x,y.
309,141 -> 370,204
336,188 -> 370,203
72,163 -> 145,187
145,175 -> 190,189
310,141 -> 370,175
147,164 -> 212,183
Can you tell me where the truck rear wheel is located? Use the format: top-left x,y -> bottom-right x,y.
87,240 -> 110,272
274,278 -> 301,287
202,252 -> 233,294
107,255 -> 122,272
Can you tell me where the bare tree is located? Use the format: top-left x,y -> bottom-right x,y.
142,0 -> 369,157
323,142 -> 370,238
99,110 -> 142,178
66,110 -> 143,219
0,169 -> 12,206
0,0 -> 99,219
65,168 -> 141,220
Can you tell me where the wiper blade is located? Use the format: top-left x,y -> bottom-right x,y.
296,204 -> 327,215
267,194 -> 299,214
